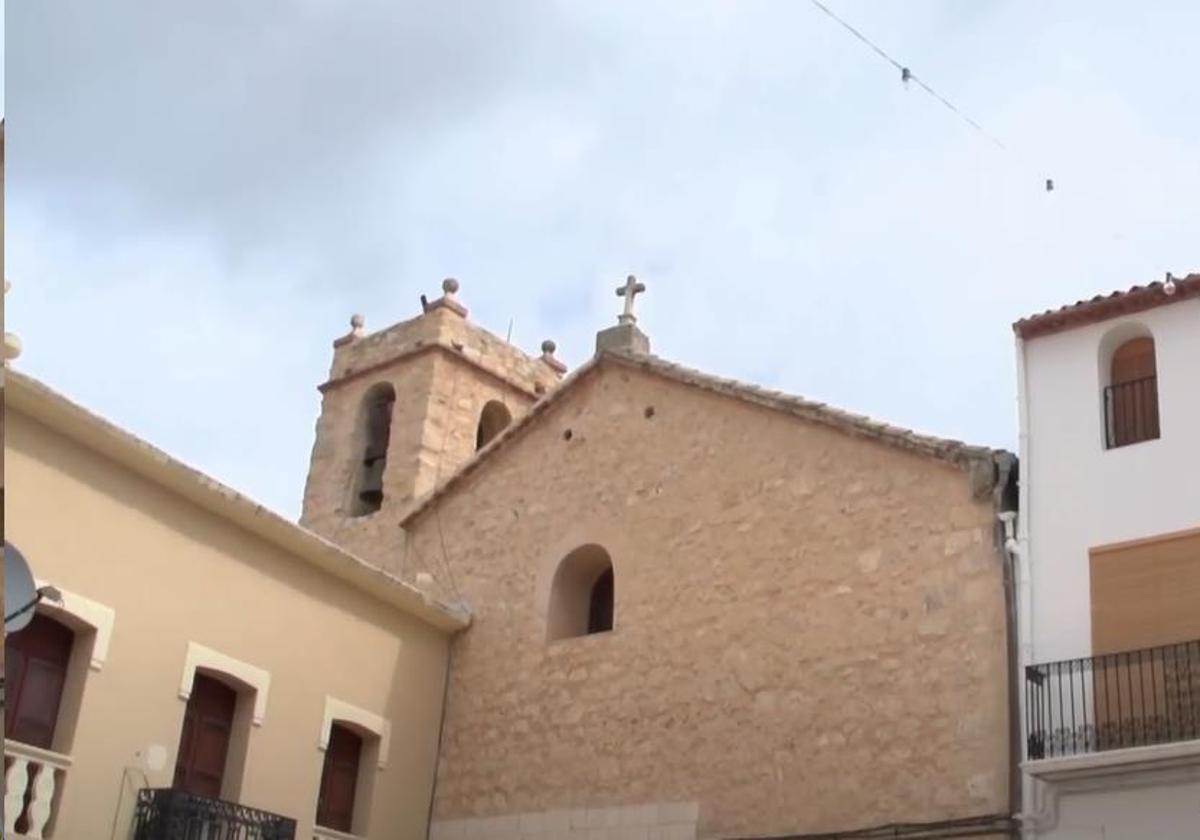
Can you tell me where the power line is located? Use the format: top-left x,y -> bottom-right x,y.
810,0 -> 905,73
808,0 -> 1007,151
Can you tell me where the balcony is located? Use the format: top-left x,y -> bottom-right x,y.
1025,638 -> 1200,760
3,740 -> 72,838
133,789 -> 297,840
1103,375 -> 1160,449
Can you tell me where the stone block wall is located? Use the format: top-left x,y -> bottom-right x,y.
431,801 -> 699,840
301,303 -> 564,571
300,352 -> 435,554
326,306 -> 560,397
402,363 -> 1012,838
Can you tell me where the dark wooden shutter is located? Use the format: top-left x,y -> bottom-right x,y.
317,724 -> 363,832
1111,337 -> 1157,384
4,613 -> 75,749
173,674 -> 238,799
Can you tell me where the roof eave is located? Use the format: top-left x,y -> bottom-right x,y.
1013,275 -> 1200,340
5,369 -> 470,634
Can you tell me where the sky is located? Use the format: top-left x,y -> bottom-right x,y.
6,1 -> 1199,519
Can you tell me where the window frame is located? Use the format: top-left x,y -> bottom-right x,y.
1098,325 -> 1161,450
546,544 -> 617,642
315,697 -> 390,837
475,400 -> 513,451
348,382 -> 397,517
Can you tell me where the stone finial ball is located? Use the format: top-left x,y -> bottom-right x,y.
541,339 -> 557,355
442,277 -> 460,294
350,313 -> 365,329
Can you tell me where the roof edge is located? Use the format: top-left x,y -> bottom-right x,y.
5,369 -> 470,634
603,351 -> 1002,465
1014,274 -> 1200,339
400,350 -> 1006,527
400,357 -> 606,527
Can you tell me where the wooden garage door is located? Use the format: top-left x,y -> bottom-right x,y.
1090,528 -> 1200,654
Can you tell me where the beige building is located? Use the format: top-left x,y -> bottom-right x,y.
4,369 -> 466,839
300,280 -> 1021,839
5,275 -> 1020,839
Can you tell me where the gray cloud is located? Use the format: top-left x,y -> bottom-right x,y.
7,0 -> 1199,516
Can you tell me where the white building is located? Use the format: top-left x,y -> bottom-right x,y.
1012,273 -> 1200,838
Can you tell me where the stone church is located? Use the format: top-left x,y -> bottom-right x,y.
299,278 -> 1019,839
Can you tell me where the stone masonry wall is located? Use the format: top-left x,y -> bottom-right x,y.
402,364 -> 1011,838
300,352 -> 435,561
326,306 -> 561,396
302,304 -> 563,571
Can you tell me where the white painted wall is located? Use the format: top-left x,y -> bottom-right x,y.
1018,296 -> 1200,665
1046,773 -> 1200,839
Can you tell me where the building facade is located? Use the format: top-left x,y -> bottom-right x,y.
6,272 -> 1034,840
1012,275 -> 1200,838
4,370 -> 466,840
300,279 -> 564,577
301,283 -> 1021,839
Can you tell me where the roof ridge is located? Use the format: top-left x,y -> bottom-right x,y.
400,350 -> 1004,526
602,350 -> 998,462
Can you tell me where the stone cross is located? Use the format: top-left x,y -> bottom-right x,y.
615,275 -> 646,324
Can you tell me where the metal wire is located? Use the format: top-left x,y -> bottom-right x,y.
808,0 -> 1007,150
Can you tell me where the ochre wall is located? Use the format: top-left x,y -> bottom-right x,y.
5,405 -> 452,840
404,364 -> 1011,838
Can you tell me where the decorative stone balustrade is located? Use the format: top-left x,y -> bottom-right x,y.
4,740 -> 72,838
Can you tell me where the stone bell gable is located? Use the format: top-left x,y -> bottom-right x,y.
299,279 -> 567,566
398,350 -> 1016,838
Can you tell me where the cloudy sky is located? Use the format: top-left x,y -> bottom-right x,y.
7,1 -> 1198,518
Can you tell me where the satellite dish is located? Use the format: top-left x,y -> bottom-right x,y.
5,541 -> 39,633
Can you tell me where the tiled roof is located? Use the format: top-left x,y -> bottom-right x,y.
1013,274 -> 1200,339
399,349 -> 1008,526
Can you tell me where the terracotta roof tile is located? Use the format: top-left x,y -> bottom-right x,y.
1013,274 -> 1200,339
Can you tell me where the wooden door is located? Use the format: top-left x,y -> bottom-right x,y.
4,612 -> 75,749
316,723 -> 363,832
1108,337 -> 1160,445
173,674 -> 237,799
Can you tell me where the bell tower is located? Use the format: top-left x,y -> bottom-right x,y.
299,279 -> 566,568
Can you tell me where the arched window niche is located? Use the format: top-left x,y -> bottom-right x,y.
475,400 -> 512,450
547,544 -> 615,641
350,383 -> 396,516
1098,323 -> 1160,449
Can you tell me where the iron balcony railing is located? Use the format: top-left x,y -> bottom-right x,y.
1026,638 -> 1200,759
1103,375 -> 1160,449
133,789 -> 297,840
